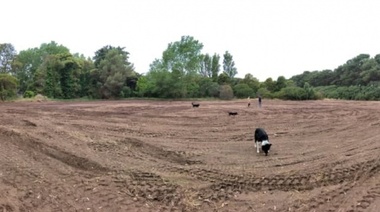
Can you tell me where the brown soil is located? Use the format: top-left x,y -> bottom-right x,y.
1,99 -> 380,212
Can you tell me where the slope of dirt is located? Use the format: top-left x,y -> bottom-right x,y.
1,99 -> 380,211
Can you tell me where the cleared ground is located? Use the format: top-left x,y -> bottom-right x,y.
1,99 -> 380,212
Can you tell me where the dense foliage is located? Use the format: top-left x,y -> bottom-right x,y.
1,38 -> 380,101
0,73 -> 18,101
291,54 -> 380,100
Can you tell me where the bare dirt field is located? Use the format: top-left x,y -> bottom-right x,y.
1,99 -> 380,212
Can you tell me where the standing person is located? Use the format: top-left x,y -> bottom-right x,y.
247,96 -> 251,107
258,95 -> 262,108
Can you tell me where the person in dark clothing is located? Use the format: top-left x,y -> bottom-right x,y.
258,96 -> 262,108
254,128 -> 272,156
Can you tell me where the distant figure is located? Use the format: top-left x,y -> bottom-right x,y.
258,96 -> 262,108
247,96 -> 251,107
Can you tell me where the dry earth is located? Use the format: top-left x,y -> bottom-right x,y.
1,99 -> 380,212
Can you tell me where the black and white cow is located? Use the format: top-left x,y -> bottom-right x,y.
254,128 -> 272,156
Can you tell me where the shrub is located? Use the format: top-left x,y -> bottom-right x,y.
121,86 -> 132,98
208,82 -> 220,98
24,90 -> 35,98
0,74 -> 18,101
233,83 -> 254,98
278,86 -> 307,100
219,84 -> 234,100
257,87 -> 272,99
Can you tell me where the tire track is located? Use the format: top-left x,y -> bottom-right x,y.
146,157 -> 380,206
0,126 -> 109,173
293,157 -> 380,212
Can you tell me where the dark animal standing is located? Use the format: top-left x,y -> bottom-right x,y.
254,128 -> 272,156
228,112 -> 238,116
248,102 -> 251,107
192,102 -> 200,108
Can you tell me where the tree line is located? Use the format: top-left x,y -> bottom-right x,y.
291,54 -> 380,100
1,37 -> 380,101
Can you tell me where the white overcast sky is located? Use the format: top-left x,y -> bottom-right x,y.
3,0 -> 380,81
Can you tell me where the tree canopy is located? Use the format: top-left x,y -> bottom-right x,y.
0,43 -> 17,74
223,51 -> 237,78
3,39 -> 380,101
0,73 -> 18,101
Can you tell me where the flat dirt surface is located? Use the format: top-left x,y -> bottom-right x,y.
1,99 -> 380,212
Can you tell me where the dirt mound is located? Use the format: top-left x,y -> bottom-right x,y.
34,94 -> 48,102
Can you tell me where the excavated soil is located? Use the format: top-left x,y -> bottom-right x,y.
1,99 -> 380,212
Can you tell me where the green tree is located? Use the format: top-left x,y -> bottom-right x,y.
275,76 -> 287,92
93,45 -> 130,68
34,55 -> 62,97
74,55 -> 95,97
303,82 -> 316,99
146,68 -> 173,98
222,51 -> 237,78
217,72 -> 231,85
200,53 -> 212,77
233,83 -> 254,98
13,41 -> 70,94
278,86 -> 307,100
219,84 -> 234,100
34,53 -> 81,99
0,43 -> 17,74
13,48 -> 40,93
313,69 -> 335,86
211,53 -> 220,82
360,58 -> 380,84
162,35 -> 203,74
198,77 -> 219,97
59,54 -> 82,99
147,36 -> 204,98
242,73 -> 260,93
39,41 -> 70,56
263,77 -> 276,92
257,87 -> 271,98
334,54 -> 370,86
96,49 -> 135,99
0,74 -> 18,101
186,76 -> 201,98
136,75 -> 153,97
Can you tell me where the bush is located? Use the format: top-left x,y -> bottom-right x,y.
208,82 -> 220,98
0,74 -> 18,101
219,84 -> 234,100
121,86 -> 132,98
315,85 -> 380,100
23,90 -> 35,98
198,78 -> 219,98
278,86 -> 307,100
233,83 -> 254,98
257,87 -> 272,99
186,82 -> 200,98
